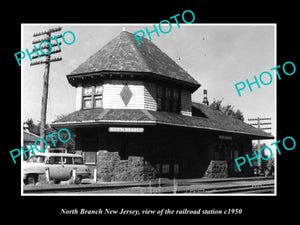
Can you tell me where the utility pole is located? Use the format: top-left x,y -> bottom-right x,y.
248,117 -> 272,173
31,27 -> 63,150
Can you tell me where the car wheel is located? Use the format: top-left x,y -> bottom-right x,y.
75,175 -> 82,185
26,174 -> 37,185
54,179 -> 61,184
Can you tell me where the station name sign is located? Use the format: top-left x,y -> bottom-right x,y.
108,127 -> 144,133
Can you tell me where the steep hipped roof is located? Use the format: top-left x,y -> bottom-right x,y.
52,103 -> 273,139
68,31 -> 200,89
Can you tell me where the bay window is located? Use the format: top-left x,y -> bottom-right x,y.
157,86 -> 163,111
171,88 -> 179,113
157,85 -> 180,113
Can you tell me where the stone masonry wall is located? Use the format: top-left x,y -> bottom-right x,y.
203,160 -> 228,178
96,150 -> 157,182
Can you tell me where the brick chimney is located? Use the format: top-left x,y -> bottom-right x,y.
203,89 -> 209,105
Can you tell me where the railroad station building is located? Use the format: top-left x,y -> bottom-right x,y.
51,31 -> 273,181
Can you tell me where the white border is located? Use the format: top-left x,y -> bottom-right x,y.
21,23 -> 277,196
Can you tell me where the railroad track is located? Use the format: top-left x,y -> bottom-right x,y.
174,184 -> 274,194
23,182 -> 150,194
23,177 -> 274,194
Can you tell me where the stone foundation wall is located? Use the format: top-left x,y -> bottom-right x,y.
96,150 -> 157,182
203,160 -> 228,178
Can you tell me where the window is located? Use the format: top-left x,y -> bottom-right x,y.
162,164 -> 170,174
83,96 -> 92,109
173,88 -> 179,100
157,86 -> 163,111
164,87 -> 172,112
63,157 -> 73,165
48,156 -> 62,165
156,85 -> 180,113
157,98 -> 163,111
74,157 -> 83,165
173,164 -> 179,174
94,96 -> 103,108
155,164 -> 160,174
27,156 -> 45,163
84,86 -> 93,95
95,85 -> 103,95
83,86 -> 93,109
82,84 -> 103,109
165,87 -> 171,98
171,88 -> 179,112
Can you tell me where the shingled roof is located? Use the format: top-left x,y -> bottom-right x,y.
52,103 -> 273,139
23,130 -> 40,142
67,31 -> 200,90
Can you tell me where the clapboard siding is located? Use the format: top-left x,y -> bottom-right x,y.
144,81 -> 157,111
75,84 -> 82,111
103,80 -> 144,109
75,80 -> 192,114
180,89 -> 192,116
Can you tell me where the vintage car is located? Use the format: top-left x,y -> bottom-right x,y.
23,153 -> 90,185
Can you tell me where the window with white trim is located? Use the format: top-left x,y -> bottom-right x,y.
82,84 -> 103,109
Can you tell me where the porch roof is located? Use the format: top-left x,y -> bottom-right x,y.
51,103 -> 273,140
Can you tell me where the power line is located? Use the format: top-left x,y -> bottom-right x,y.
248,117 -> 272,167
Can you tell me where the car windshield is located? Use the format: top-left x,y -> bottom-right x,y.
27,156 -> 45,163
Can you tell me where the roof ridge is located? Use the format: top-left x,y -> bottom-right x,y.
104,32 -> 123,70
125,32 -> 153,72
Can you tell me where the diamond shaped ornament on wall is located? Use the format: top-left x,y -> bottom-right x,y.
120,83 -> 133,106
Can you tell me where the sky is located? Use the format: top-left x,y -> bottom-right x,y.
21,24 -> 276,143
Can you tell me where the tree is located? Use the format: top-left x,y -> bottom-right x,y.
234,109 -> 244,122
209,99 -> 245,121
252,142 -> 274,176
24,118 -> 40,135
